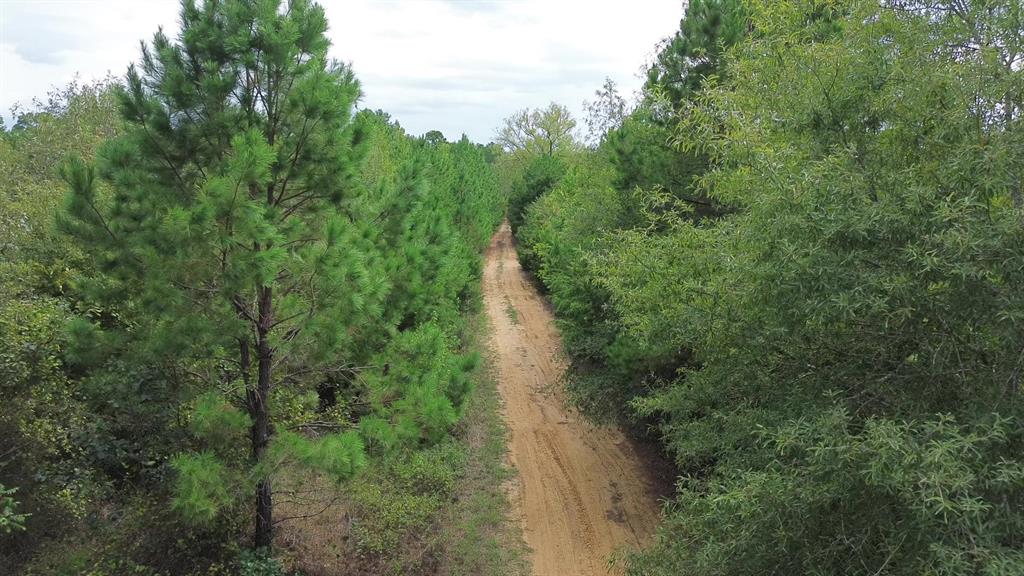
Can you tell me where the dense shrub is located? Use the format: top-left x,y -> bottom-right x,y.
515,1 -> 1024,574
349,441 -> 464,557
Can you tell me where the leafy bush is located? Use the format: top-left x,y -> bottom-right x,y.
0,485 -> 30,534
236,549 -> 286,576
348,441 -> 465,557
506,153 -> 566,232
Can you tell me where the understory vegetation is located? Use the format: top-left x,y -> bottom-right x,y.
508,1 -> 1024,574
1,1 -> 513,574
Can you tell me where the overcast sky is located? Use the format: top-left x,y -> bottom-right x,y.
0,0 -> 681,142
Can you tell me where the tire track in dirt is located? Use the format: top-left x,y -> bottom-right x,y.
482,221 -> 662,576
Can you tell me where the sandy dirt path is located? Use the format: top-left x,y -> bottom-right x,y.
482,221 -> 662,576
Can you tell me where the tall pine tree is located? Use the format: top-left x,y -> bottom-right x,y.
61,0 -> 381,550
645,0 -> 748,109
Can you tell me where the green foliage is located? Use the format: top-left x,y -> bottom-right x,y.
60,0 -> 385,546
645,0 -> 748,109
348,440 -> 465,556
361,114 -> 502,334
286,309 -> 522,576
506,153 -> 566,232
171,453 -> 236,525
20,492 -> 246,576
361,323 -> 478,449
516,155 -> 684,422
268,431 -> 366,481
3,1 -> 503,572
515,1 -> 1024,574
236,549 -> 286,576
583,77 -> 627,146
189,393 -> 251,451
602,109 -> 713,219
494,103 -> 582,232
632,410 -> 1024,575
0,485 -> 30,534
495,102 -> 578,156
0,79 -> 125,570
53,0 -> 502,559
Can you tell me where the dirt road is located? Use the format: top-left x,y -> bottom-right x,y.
482,221 -> 662,576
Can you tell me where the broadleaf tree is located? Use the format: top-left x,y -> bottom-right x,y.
495,102 -> 578,156
583,77 -> 627,146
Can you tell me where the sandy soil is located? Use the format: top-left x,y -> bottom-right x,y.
482,221 -> 662,576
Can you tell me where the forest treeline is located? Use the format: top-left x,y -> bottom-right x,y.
6,0 -> 1024,574
1,1 -> 507,574
504,0 -> 1024,574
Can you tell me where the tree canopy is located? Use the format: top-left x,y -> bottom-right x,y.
495,102 -> 578,156
512,1 -> 1024,574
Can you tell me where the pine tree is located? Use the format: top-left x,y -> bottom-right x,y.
645,0 -> 748,109
61,0 -> 382,550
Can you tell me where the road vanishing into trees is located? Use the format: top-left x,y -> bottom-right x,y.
482,221 -> 662,576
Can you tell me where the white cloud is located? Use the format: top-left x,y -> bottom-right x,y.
0,0 -> 681,140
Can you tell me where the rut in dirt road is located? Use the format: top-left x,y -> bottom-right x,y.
482,221 -> 662,576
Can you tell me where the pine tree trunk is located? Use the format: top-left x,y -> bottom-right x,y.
252,285 -> 274,550
254,477 -> 273,550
